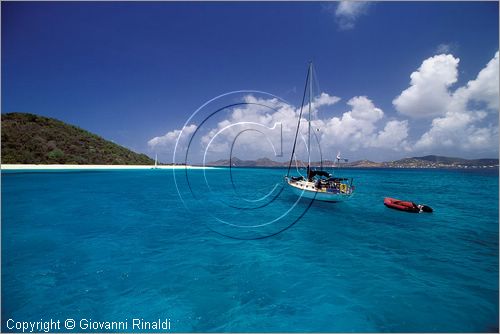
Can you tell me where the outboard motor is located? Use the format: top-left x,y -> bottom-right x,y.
420,205 -> 433,213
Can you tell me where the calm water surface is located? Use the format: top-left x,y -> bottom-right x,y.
2,168 -> 498,332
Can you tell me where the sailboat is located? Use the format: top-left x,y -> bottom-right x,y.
285,62 -> 355,202
152,153 -> 158,169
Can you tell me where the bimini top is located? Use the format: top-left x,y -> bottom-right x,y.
308,170 -> 331,178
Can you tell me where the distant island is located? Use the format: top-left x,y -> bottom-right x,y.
207,156 -> 499,169
2,112 -> 497,169
1,113 -> 154,165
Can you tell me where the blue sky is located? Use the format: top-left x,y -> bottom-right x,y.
2,1 -> 499,162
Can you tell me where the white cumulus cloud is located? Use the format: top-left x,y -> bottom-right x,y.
333,1 -> 371,30
370,120 -> 410,150
458,51 -> 499,111
401,51 -> 500,153
314,92 -> 341,108
317,96 -> 409,152
348,96 -> 384,121
393,54 -> 460,119
148,124 -> 197,149
147,92 -> 409,162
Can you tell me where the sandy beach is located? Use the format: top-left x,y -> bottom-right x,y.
1,164 -> 215,170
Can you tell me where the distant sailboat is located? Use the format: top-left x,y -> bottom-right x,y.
285,62 -> 355,202
153,153 -> 158,169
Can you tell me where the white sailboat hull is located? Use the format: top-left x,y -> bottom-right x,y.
286,179 -> 353,202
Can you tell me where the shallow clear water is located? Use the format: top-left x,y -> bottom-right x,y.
2,168 -> 498,332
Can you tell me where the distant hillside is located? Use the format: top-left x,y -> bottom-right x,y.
1,113 -> 154,165
209,157 -> 284,167
384,155 -> 499,168
207,155 -> 498,168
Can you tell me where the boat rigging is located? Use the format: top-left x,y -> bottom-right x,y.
285,62 -> 355,202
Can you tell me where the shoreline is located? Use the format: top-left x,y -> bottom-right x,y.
1,164 -> 215,170
1,164 -> 497,171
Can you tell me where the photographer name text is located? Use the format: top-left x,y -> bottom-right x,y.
6,318 -> 171,332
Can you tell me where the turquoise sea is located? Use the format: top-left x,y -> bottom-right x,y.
2,167 -> 499,332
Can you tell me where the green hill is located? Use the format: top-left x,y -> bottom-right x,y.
1,113 -> 154,165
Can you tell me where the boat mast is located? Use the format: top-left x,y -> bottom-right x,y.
285,62 -> 310,178
308,62 -> 312,166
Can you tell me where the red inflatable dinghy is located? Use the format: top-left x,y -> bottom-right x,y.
384,197 -> 433,213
